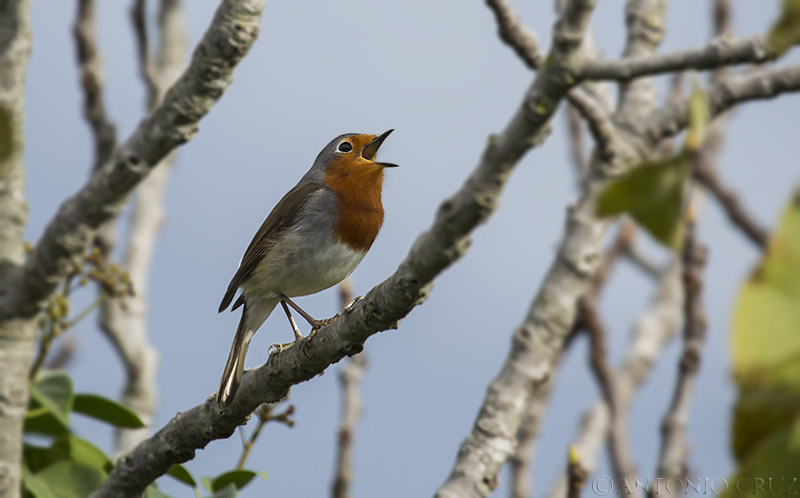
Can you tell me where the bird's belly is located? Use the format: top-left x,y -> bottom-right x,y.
242,238 -> 366,298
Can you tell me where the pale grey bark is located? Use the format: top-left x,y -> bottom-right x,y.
0,1 -> 33,496
331,280 -> 366,498
641,64 -> 800,144
578,34 -> 770,81
651,222 -> 707,497
331,352 -> 366,498
100,0 -> 187,457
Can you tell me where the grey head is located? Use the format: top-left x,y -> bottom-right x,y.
300,130 -> 397,184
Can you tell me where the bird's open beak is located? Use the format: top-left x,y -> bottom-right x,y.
362,129 -> 398,167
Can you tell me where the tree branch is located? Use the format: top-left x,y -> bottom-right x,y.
651,218 -> 708,497
566,87 -> 617,160
694,163 -> 768,249
99,0 -> 186,457
74,0 -> 117,178
0,0 -> 263,322
486,0 -> 543,69
642,64 -> 800,145
578,34 -> 771,81
331,280 -> 366,498
548,261 -> 684,498
0,0 -> 32,495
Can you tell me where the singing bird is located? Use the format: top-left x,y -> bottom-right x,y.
216,130 -> 397,407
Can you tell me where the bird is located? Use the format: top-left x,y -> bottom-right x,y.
216,130 -> 397,407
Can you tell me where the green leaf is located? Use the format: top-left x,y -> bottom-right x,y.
24,444 -> 60,473
728,187 -> 800,487
722,418 -> 800,498
24,409 -> 70,436
35,461 -> 106,498
768,0 -> 800,56
732,187 -> 800,382
73,393 -> 146,428
53,435 -> 113,473
167,464 -> 197,487
22,465 -> 58,498
24,435 -> 112,475
145,483 -> 173,498
209,469 -> 265,492
596,152 -> 690,248
208,483 -> 237,498
26,371 -> 74,435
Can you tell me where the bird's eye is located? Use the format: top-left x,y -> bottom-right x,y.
337,141 -> 353,153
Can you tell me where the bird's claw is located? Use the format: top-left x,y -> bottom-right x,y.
268,340 -> 298,356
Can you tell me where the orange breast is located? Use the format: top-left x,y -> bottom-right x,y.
325,159 -> 385,252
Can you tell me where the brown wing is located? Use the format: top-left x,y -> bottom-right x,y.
218,182 -> 324,312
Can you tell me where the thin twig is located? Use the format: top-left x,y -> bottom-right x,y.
576,222 -> 639,485
485,0 -> 543,70
694,164 -> 768,249
99,0 -> 187,456
578,34 -> 770,81
74,0 -> 118,255
642,64 -> 800,145
332,279 -> 367,498
567,447 -> 589,498
548,260 -> 684,498
236,403 -> 295,470
567,87 -> 618,160
130,0 -> 159,110
651,217 -> 708,497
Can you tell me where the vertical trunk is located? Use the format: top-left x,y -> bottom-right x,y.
0,1 -> 33,497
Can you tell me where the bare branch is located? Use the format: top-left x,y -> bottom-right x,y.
331,280 -> 367,498
0,0 -> 263,322
100,0 -> 187,457
652,219 -> 708,496
486,0 -> 543,69
642,64 -> 800,144
548,261 -> 684,498
566,87 -> 617,160
74,0 -> 119,258
567,448 -> 589,498
575,222 -> 639,485
130,0 -> 158,110
694,162 -> 768,249
74,0 -> 117,177
509,351 -> 564,498
578,34 -> 771,81
0,0 -> 33,494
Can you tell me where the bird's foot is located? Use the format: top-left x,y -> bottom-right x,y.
268,337 -> 301,356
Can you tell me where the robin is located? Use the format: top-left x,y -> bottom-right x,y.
216,130 -> 397,407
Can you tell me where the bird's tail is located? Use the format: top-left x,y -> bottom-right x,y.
217,297 -> 276,407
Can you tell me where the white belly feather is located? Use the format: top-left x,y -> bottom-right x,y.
241,230 -> 366,299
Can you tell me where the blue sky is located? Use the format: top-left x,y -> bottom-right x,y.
22,1 -> 799,496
